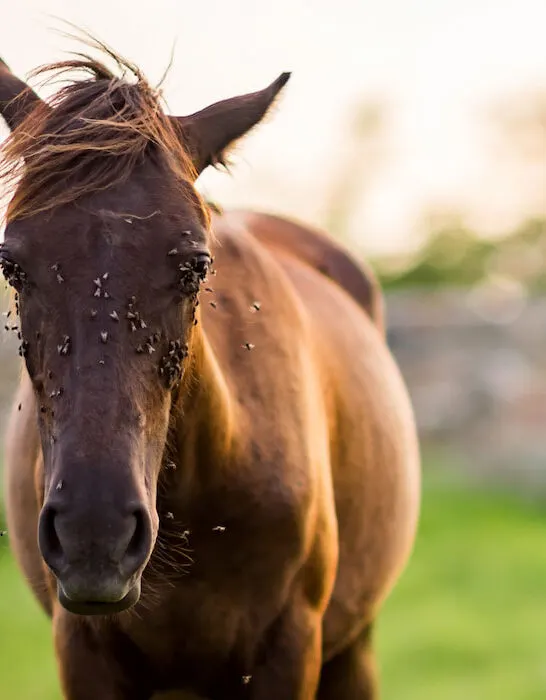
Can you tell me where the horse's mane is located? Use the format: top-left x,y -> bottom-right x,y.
0,36 -> 202,223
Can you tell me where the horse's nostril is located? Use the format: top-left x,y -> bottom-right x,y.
121,506 -> 151,578
38,504 -> 65,574
38,501 -> 151,583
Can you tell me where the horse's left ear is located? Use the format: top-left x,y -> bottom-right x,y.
0,58 -> 44,131
173,72 -> 291,176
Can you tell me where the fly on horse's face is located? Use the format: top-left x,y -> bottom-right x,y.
0,53 -> 289,615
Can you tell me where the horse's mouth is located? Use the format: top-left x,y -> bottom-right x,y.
57,581 -> 141,616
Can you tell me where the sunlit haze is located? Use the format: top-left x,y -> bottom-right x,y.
1,0 -> 545,254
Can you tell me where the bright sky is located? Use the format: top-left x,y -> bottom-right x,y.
1,0 -> 545,254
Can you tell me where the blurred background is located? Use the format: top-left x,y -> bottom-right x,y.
1,1 -> 545,698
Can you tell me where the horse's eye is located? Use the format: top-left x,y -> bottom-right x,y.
192,253 -> 211,278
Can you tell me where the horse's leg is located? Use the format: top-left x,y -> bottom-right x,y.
53,611 -> 151,700
317,625 -> 378,700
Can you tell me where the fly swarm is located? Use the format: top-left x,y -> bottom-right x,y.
0,256 -> 27,290
155,250 -> 211,388
93,273 -> 110,299
18,339 -> 29,357
178,261 -> 203,297
57,335 -> 71,356
125,251 -> 210,387
159,340 -> 188,388
177,252 -> 210,299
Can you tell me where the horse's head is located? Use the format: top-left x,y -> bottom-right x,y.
0,47 -> 289,614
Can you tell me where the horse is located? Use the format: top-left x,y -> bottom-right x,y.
0,39 -> 420,700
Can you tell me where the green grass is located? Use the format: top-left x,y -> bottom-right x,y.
0,547 -> 58,700
376,469 -> 546,699
1,467 -> 546,699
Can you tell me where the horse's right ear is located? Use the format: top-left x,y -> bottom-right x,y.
0,58 -> 44,131
172,72 -> 291,177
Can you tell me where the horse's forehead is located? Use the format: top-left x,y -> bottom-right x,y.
94,208 -> 164,242
5,187 -> 208,290
13,206 -> 163,256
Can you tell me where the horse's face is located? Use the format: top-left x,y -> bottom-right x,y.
0,49 -> 289,615
2,172 -> 211,614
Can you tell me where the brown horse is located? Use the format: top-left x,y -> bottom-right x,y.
0,40 -> 420,700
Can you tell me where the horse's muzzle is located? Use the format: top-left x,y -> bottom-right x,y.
38,499 -> 153,615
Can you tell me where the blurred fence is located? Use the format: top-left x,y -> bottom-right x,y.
0,291 -> 545,492
386,290 -> 546,491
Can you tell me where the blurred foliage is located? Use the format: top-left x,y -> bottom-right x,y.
374,217 -> 546,293
325,87 -> 546,292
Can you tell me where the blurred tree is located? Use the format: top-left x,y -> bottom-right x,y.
375,216 -> 546,292
373,88 -> 546,292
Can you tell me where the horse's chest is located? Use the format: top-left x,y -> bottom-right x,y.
123,521 -> 304,689
123,581 -> 267,691
123,476 -> 312,688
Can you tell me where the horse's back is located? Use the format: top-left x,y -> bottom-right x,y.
218,210 -> 384,332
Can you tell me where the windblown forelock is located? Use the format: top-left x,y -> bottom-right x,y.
0,45 -> 208,226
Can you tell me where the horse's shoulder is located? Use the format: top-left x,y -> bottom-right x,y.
213,210 -> 384,332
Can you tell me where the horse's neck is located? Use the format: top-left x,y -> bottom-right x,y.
169,327 -> 237,484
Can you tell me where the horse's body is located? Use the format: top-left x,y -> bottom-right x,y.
1,45 -> 419,699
